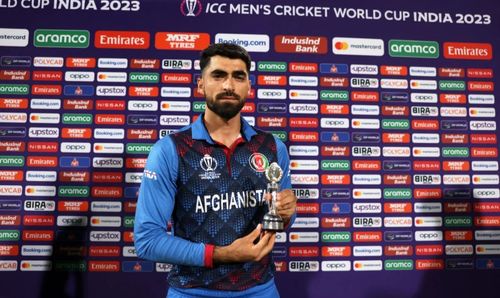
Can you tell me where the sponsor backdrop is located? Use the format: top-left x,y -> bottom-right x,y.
0,0 -> 499,297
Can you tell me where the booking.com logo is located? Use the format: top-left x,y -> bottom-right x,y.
180,0 -> 202,16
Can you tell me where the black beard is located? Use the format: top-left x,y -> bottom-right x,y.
206,91 -> 245,121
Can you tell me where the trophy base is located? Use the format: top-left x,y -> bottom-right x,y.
262,214 -> 284,231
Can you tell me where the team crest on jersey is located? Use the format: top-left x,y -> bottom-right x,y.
199,154 -> 221,180
249,153 -> 269,173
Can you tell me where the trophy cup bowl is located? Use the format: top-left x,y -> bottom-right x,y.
262,162 -> 284,231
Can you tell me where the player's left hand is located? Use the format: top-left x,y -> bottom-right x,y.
275,189 -> 297,226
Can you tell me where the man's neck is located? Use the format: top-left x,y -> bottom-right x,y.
203,111 -> 242,148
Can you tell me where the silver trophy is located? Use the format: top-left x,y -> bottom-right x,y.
262,162 -> 284,231
185,0 -> 197,16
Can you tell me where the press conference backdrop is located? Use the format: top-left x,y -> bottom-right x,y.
0,0 -> 499,297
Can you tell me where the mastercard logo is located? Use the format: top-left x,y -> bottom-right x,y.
26,187 -> 35,193
470,109 -> 478,115
290,234 -> 299,240
290,161 -> 299,168
290,92 -> 299,97
473,177 -> 481,182
354,262 -> 363,269
416,219 -> 423,224
162,103 -> 170,109
352,120 -> 361,126
91,218 -> 100,224
477,246 -> 485,252
95,145 -> 103,150
31,115 -> 40,121
354,191 -> 362,196
335,42 -> 349,50
414,149 -> 422,154
21,263 -> 31,269
98,74 -> 107,79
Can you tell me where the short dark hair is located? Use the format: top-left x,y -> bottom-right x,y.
200,43 -> 251,73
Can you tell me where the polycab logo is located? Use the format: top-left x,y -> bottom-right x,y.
384,217 -> 413,228
155,32 -> 210,50
275,35 -> 326,54
291,174 -> 319,185
332,37 -> 384,56
381,79 -> 408,89
33,56 -> 64,67
95,31 -> 150,49
443,42 -> 492,60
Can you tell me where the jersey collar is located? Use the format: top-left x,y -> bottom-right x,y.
191,113 -> 257,144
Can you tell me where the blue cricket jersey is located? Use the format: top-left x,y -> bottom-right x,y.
134,114 -> 293,295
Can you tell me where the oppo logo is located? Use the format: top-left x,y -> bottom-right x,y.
258,89 -> 286,99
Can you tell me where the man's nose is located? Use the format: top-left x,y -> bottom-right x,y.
222,77 -> 235,91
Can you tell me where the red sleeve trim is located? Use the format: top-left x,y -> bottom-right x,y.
204,244 -> 215,268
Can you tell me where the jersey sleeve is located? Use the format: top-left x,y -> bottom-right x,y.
134,136 -> 207,267
274,136 -> 296,228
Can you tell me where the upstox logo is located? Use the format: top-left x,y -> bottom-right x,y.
389,40 -> 439,58
34,30 -> 90,48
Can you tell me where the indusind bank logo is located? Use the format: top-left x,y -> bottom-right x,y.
180,0 -> 202,16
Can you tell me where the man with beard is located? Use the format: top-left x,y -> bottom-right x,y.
134,43 -> 297,297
